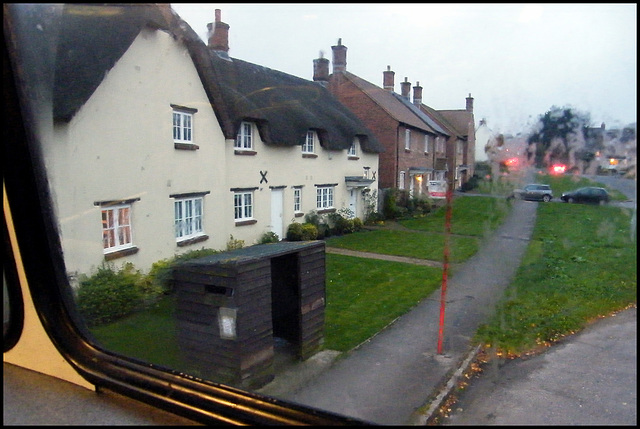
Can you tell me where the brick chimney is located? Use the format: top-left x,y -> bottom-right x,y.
383,66 -> 395,91
466,93 -> 474,112
331,38 -> 347,73
401,77 -> 411,100
207,9 -> 229,52
313,51 -> 330,85
413,81 -> 422,106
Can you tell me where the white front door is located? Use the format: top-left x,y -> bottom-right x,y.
349,189 -> 358,218
270,188 -> 284,240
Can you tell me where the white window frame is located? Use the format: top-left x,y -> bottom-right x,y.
234,191 -> 254,221
173,110 -> 193,144
102,204 -> 133,253
457,140 -> 463,155
436,136 -> 445,153
424,134 -> 431,153
174,197 -> 204,241
293,187 -> 302,213
348,137 -> 358,157
404,129 -> 411,150
399,171 -> 406,190
316,186 -> 334,209
235,121 -> 253,150
302,130 -> 316,154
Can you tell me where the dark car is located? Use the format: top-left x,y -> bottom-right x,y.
561,187 -> 610,204
509,184 -> 553,202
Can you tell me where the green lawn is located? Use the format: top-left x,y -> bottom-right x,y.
475,200 -> 637,355
89,179 -> 636,373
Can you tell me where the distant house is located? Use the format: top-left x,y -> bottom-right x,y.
419,96 -> 476,189
474,119 -> 492,163
43,5 -> 382,279
313,39 -> 475,195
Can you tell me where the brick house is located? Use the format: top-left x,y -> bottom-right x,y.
313,39 -> 476,195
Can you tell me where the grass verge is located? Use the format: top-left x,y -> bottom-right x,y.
475,200 -> 636,355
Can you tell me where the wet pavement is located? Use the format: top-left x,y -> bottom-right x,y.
257,199 -> 539,424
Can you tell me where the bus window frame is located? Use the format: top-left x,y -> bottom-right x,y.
3,4 -> 369,425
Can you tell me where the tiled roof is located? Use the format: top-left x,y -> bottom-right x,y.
342,72 -> 447,135
437,109 -> 474,138
390,92 -> 450,136
420,104 -> 465,139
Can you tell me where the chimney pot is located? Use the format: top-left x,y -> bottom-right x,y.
401,77 -> 411,99
383,66 -> 395,91
466,93 -> 474,112
413,82 -> 423,106
208,9 -> 230,52
313,56 -> 330,85
331,39 -> 347,73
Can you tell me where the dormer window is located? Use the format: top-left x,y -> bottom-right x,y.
348,137 -> 359,159
235,121 -> 253,150
302,130 -> 317,158
303,131 -> 315,153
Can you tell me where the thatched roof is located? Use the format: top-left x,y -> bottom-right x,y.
49,3 -> 383,153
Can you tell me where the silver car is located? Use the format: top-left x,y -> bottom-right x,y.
509,184 -> 553,202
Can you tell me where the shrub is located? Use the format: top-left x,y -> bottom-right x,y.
137,258 -> 172,295
460,175 -> 479,192
364,211 -> 385,225
76,263 -> 144,326
258,231 -> 280,244
328,212 -> 354,235
301,222 -> 318,240
226,234 -> 245,250
286,222 -> 304,241
382,188 -> 403,220
353,217 -> 364,231
304,210 -> 322,227
410,195 -> 432,215
286,222 -> 318,241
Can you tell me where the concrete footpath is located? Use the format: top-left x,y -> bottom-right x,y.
442,305 -> 637,425
258,199 -> 538,425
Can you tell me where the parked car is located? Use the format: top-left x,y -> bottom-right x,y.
508,184 -> 553,202
560,187 -> 610,204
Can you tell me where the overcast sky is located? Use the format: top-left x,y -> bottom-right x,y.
171,3 -> 636,136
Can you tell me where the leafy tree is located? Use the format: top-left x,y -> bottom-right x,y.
527,106 -> 591,168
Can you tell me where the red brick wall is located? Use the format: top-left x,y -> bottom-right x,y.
329,78 -> 399,189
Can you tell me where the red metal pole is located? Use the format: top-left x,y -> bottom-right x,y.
437,182 -> 453,354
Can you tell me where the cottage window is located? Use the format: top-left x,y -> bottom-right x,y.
174,197 -> 204,241
316,186 -> 334,209
348,138 -> 358,157
234,191 -> 253,221
235,121 -> 253,150
399,171 -> 406,190
293,187 -> 302,213
436,136 -> 445,153
302,130 -> 316,154
101,204 -> 133,252
405,129 -> 411,150
173,110 -> 193,144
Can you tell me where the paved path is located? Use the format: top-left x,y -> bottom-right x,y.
443,305 -> 637,425
266,200 -> 538,424
326,247 -> 445,268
